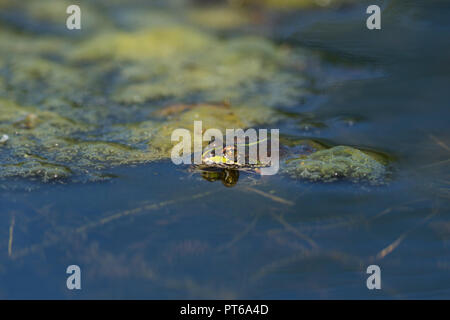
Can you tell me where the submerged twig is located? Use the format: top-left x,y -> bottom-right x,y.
11,190 -> 216,260
217,214 -> 260,252
375,234 -> 407,260
8,213 -> 15,258
375,203 -> 440,260
271,212 -> 319,249
242,186 -> 294,206
429,134 -> 450,152
250,249 -> 363,283
369,198 -> 427,222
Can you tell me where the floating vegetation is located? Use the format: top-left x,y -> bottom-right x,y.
0,9 -> 317,185
186,6 -> 251,30
283,145 -> 388,184
0,94 -> 282,183
98,32 -> 307,106
0,0 -> 385,186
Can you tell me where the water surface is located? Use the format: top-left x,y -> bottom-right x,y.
0,0 -> 449,299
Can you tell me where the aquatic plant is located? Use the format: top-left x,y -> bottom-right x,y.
284,145 -> 388,184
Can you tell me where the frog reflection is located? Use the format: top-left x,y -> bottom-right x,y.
200,169 -> 240,187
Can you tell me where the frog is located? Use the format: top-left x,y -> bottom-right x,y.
187,137 -> 271,187
197,138 -> 272,173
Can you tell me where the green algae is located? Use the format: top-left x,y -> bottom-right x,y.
149,103 -> 279,158
71,27 -> 215,62
1,161 -> 73,182
284,145 -> 388,184
187,7 -> 251,30
0,99 -> 88,181
0,31 -> 70,57
66,25 -> 307,106
6,57 -> 85,98
0,1 -> 387,186
0,98 -> 149,181
0,21 -> 296,185
0,96 -> 278,183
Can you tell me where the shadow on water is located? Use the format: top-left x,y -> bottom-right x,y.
200,169 -> 240,188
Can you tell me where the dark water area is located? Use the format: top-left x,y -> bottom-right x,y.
0,0 -> 449,299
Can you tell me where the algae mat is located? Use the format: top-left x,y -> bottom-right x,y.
0,0 -> 384,187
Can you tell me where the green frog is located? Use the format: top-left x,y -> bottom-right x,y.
198,138 -> 271,172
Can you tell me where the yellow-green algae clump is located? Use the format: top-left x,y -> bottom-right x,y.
187,7 -> 251,30
70,27 -> 306,107
284,146 -> 388,184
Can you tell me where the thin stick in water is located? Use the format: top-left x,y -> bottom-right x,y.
8,214 -> 15,258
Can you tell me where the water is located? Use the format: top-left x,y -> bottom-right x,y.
0,0 -> 449,299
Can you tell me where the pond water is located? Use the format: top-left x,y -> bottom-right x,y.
0,0 -> 449,299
